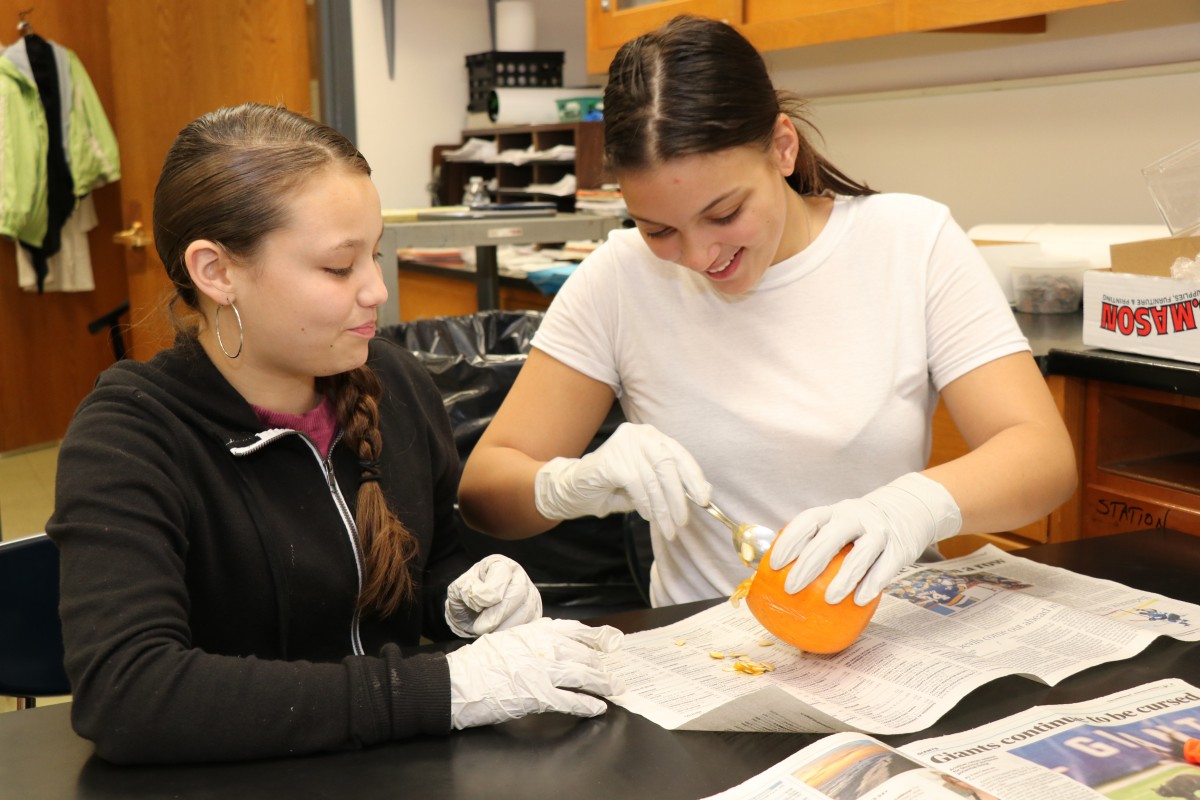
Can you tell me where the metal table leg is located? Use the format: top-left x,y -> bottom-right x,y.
475,245 -> 500,311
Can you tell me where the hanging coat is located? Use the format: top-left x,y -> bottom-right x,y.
0,37 -> 120,252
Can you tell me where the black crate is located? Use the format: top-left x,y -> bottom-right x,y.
465,50 -> 564,113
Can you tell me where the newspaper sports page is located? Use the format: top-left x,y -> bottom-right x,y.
701,679 -> 1200,800
603,545 -> 1199,734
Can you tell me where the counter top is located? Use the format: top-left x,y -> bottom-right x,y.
385,262 -> 1200,397
1017,310 -> 1200,396
379,214 -> 622,327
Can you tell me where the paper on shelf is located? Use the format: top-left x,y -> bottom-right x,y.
520,174 -> 576,196
442,138 -> 498,162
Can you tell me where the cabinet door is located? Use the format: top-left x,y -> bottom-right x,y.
899,0 -> 1123,31
588,0 -> 1131,73
929,374 -> 1085,548
397,272 -> 553,321
587,0 -> 743,73
741,0 -> 897,51
107,0 -> 312,361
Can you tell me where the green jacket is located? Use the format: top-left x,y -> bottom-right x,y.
0,39 -> 120,247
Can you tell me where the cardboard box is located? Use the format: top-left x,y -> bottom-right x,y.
1108,235 -> 1200,277
1082,269 -> 1200,364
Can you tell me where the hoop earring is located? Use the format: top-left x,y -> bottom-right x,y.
214,301 -> 244,359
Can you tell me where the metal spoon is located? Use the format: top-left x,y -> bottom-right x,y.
688,494 -> 776,569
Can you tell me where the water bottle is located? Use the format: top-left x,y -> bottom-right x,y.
464,176 -> 489,208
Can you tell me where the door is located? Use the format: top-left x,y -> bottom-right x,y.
106,0 -> 313,361
0,1 -> 129,451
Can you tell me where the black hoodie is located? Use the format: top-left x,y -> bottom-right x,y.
47,336 -> 472,764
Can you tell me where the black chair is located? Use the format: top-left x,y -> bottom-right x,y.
380,311 -> 653,617
0,533 -> 72,708
86,298 -> 130,362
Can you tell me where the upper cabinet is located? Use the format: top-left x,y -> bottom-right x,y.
587,0 -> 1128,75
587,0 -> 743,73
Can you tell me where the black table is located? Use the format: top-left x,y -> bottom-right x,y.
3,529 -> 1198,799
378,214 -> 622,325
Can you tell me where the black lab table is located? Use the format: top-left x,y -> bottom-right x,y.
2,529 -> 1198,799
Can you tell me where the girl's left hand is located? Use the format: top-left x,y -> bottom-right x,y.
770,473 -> 962,606
445,555 -> 543,637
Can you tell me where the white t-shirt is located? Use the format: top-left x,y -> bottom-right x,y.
532,193 -> 1029,606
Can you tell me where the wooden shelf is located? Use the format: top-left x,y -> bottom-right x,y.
1100,453 -> 1200,497
436,122 -> 608,214
397,268 -> 552,322
1083,381 -> 1200,537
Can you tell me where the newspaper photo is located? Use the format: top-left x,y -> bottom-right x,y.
700,678 -> 1200,800
603,545 -> 1199,734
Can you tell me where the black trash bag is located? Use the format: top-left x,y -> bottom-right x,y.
378,310 -> 651,613
382,311 -> 547,459
383,309 -> 542,358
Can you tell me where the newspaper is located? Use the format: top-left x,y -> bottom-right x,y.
604,545 -> 1199,735
701,678 -> 1200,800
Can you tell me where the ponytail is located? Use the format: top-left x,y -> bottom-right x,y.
604,15 -> 875,198
321,367 -> 419,616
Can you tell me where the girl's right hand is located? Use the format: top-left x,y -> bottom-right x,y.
444,618 -> 624,729
532,422 -> 711,539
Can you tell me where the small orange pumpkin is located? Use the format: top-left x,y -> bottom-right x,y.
1184,737 -> 1200,766
742,543 -> 880,654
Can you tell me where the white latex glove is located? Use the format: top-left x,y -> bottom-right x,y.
769,472 -> 963,606
534,422 -> 710,540
445,554 -> 543,638
444,617 -> 624,730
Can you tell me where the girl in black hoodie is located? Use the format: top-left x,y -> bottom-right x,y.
47,103 -> 621,765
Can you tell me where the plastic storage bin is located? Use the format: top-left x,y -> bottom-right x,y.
1012,258 -> 1092,314
556,95 -> 603,122
1142,137 -> 1200,237
465,50 -> 564,113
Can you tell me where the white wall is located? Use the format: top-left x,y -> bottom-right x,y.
351,0 -> 1200,229
351,0 -> 589,209
807,65 -> 1200,231
774,0 -> 1200,230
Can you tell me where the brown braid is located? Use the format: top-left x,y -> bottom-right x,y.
320,366 -> 420,616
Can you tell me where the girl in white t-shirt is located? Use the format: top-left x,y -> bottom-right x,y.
458,15 -> 1076,608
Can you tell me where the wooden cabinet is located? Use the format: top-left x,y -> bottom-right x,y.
930,374 -> 1086,558
438,122 -> 607,214
587,0 -> 1128,74
587,0 -> 741,72
1081,381 -> 1200,538
397,269 -> 551,322
933,375 -> 1200,557
739,0 -> 899,54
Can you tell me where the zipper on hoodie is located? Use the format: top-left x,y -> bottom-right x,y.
230,428 -> 366,656
321,438 -> 366,656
